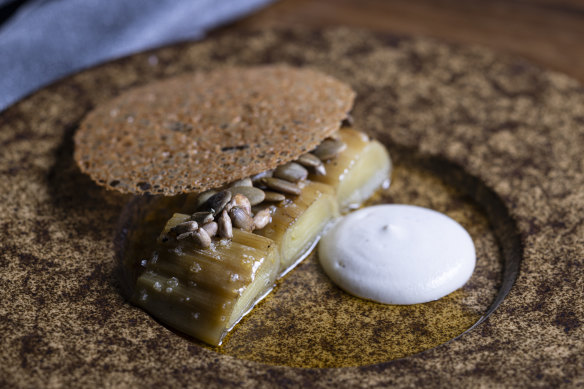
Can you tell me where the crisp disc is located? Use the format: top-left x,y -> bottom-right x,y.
74,65 -> 355,195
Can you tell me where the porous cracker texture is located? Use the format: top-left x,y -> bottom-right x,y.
74,65 -> 355,195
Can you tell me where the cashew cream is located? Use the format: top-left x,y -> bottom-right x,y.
318,204 -> 475,304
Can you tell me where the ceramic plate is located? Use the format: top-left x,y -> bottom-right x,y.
1,28 -> 582,387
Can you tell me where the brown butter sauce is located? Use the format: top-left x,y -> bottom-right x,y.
211,163 -> 501,368
120,161 -> 501,368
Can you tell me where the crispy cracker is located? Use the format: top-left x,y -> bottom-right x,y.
74,65 -> 355,195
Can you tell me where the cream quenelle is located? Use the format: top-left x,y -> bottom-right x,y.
318,204 -> 476,304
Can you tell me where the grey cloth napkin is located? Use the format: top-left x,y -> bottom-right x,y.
0,0 -> 274,112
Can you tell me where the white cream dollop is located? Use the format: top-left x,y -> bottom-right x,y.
318,204 -> 476,304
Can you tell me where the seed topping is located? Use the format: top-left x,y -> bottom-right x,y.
229,207 -> 254,232
202,222 -> 218,238
226,193 -> 252,215
274,162 -> 308,183
195,189 -> 217,209
191,212 -> 214,225
170,221 -> 198,237
253,208 -> 272,230
192,228 -> 212,248
169,131 -> 346,248
296,153 -> 326,176
202,190 -> 232,216
312,138 -> 346,161
217,209 -> 233,239
230,178 -> 253,188
259,177 -> 302,196
296,153 -> 322,167
228,186 -> 265,206
263,191 -> 286,202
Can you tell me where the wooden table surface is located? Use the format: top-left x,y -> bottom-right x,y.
220,0 -> 584,83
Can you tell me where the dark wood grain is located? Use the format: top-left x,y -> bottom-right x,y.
221,0 -> 584,82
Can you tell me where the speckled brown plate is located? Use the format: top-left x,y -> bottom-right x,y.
1,28 -> 583,387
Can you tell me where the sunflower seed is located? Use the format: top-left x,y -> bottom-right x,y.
228,186 -> 265,205
201,222 -> 218,238
259,177 -> 301,196
176,232 -> 193,240
251,170 -> 273,182
191,212 -> 214,225
229,178 -> 253,188
263,191 -> 286,202
312,138 -> 346,161
253,208 -> 272,230
192,228 -> 211,248
251,204 -> 277,215
296,153 -> 322,167
225,193 -> 252,215
297,153 -> 326,175
274,162 -> 308,183
195,189 -> 217,209
314,163 -> 326,176
229,206 -> 254,231
217,210 -> 233,239
202,190 -> 232,215
170,221 -> 198,236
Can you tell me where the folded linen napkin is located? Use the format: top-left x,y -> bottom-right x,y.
0,0 -> 274,111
